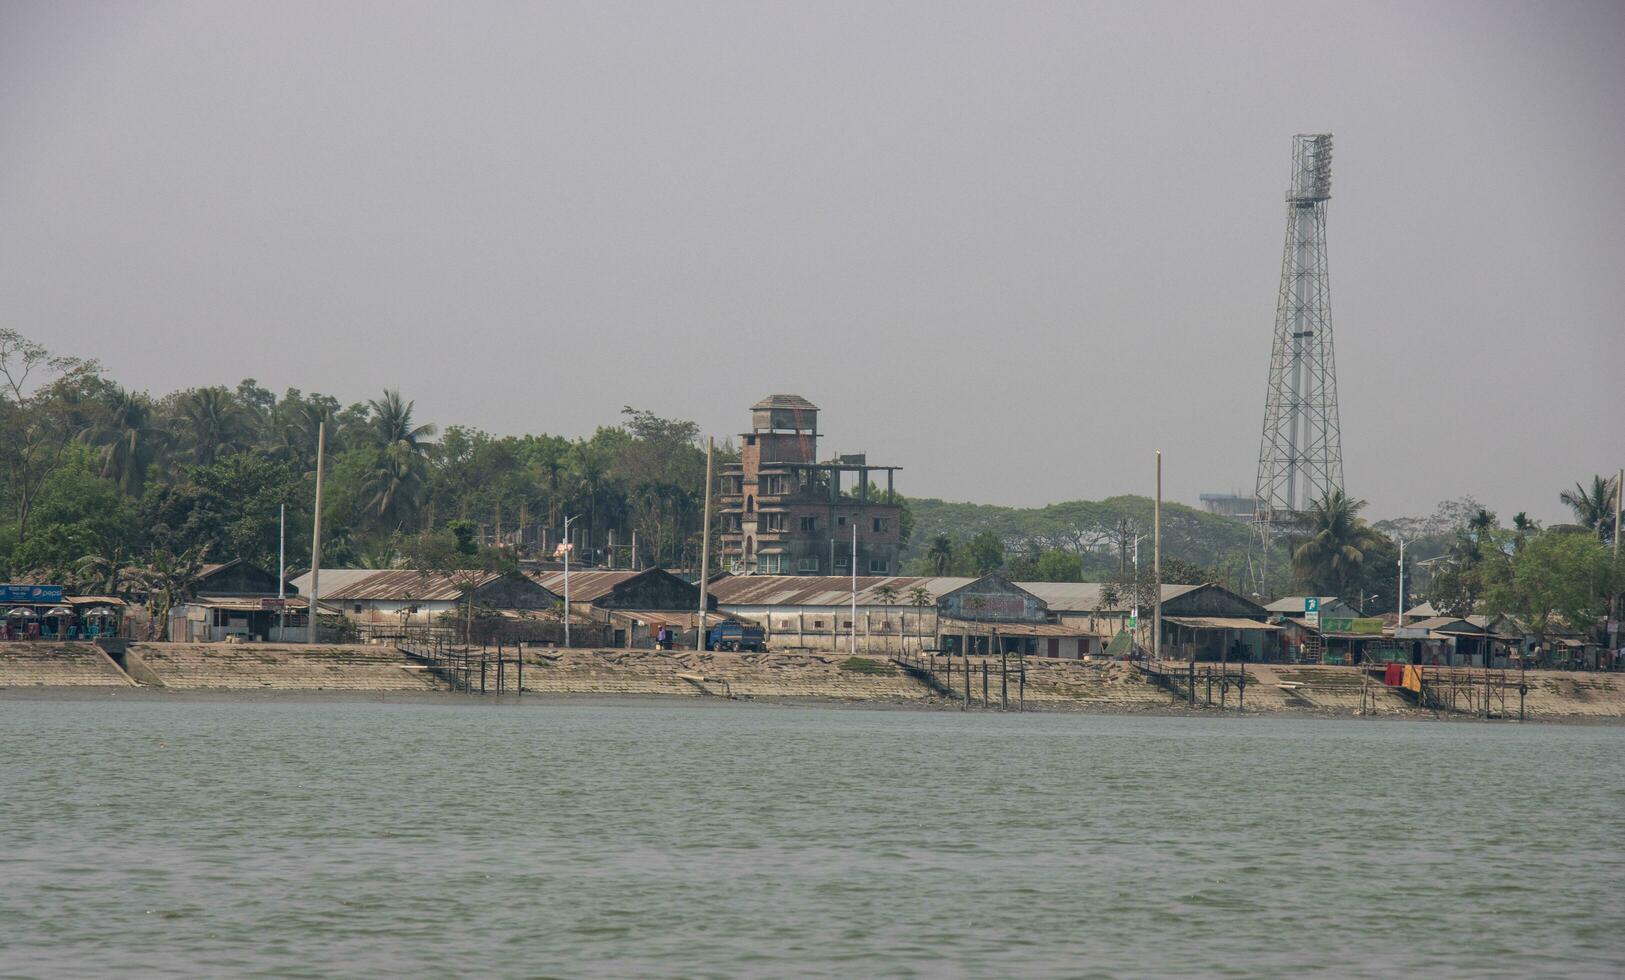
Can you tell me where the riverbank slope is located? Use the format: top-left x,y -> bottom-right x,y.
4,642 -> 1624,720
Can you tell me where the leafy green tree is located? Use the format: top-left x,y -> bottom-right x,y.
7,445 -> 141,582
966,531 -> 1005,575
1481,530 -> 1623,646
143,453 -> 309,570
0,330 -> 102,540
1341,532 -> 1401,615
395,525 -> 517,643
1029,549 -> 1083,582
1159,555 -> 1215,587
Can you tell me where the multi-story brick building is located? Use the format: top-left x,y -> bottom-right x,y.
718,395 -> 903,576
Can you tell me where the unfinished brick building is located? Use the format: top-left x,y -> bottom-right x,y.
718,395 -> 903,576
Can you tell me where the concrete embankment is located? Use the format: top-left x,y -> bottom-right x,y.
496,649 -> 934,702
7,642 -> 1625,720
0,642 -> 437,692
485,649 -> 1192,708
0,643 -> 134,688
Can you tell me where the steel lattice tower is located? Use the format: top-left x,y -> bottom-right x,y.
1254,133 -> 1343,524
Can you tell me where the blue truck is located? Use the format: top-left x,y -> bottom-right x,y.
707,621 -> 765,652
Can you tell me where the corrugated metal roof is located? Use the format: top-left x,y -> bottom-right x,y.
1406,616 -> 1485,635
710,576 -> 1216,613
1016,582 -> 1202,613
288,568 -> 510,602
1164,616 -> 1279,631
1264,596 -> 1343,613
938,617 -> 1091,637
289,569 -> 377,597
710,575 -> 973,607
529,570 -> 646,603
751,394 -> 819,411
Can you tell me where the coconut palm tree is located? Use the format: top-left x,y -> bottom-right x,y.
1290,489 -> 1384,598
1560,474 -> 1619,542
926,535 -> 954,575
83,387 -> 167,496
905,585 -> 934,654
278,400 -> 334,475
872,583 -> 898,653
176,386 -> 249,465
566,440 -> 614,558
73,547 -> 135,596
130,546 -> 207,640
362,445 -> 428,532
368,389 -> 436,456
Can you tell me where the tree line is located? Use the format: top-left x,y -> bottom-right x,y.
0,330 -> 727,590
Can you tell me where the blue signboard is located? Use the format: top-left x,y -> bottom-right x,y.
1,584 -> 64,603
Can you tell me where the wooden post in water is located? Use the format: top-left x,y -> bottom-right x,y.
517,641 -> 523,696
1001,645 -> 1008,711
982,661 -> 989,707
1018,647 -> 1025,712
962,649 -> 970,709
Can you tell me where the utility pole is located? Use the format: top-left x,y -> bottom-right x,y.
1611,469 -> 1622,659
698,438 -> 714,650
1153,450 -> 1162,662
1132,533 -> 1143,647
1396,535 -> 1406,625
306,422 -> 325,645
850,522 -> 858,657
563,514 -> 579,649
278,504 -> 286,640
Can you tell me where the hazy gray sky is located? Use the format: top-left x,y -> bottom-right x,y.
3,0 -> 1622,523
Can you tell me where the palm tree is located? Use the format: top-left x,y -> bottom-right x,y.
83,387 -> 167,496
177,386 -> 249,465
73,547 -> 135,596
362,445 -> 427,532
282,400 -> 334,475
1560,474 -> 1619,542
926,535 -> 954,575
1290,489 -> 1384,598
905,585 -> 934,654
872,584 -> 898,654
368,389 -> 436,456
131,546 -> 207,640
566,441 -> 613,557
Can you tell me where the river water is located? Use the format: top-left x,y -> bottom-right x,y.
3,696 -> 1622,977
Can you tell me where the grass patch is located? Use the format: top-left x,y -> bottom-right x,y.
840,657 -> 896,676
